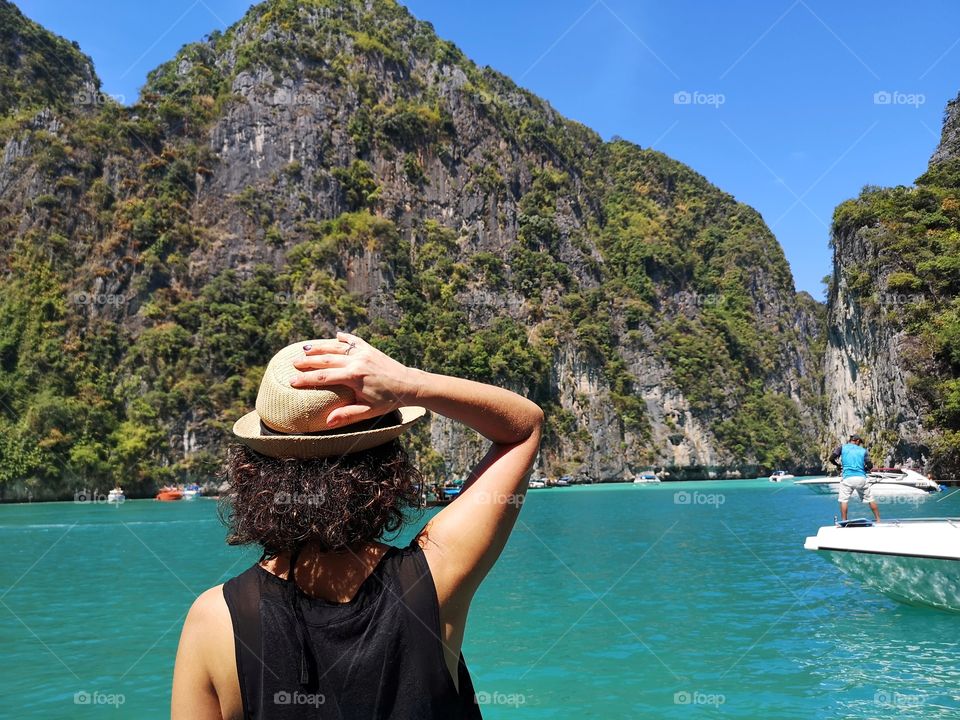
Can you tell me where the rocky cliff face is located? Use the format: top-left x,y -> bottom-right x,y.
822,89 -> 960,473
822,224 -> 928,464
930,95 -> 960,166
0,1 -> 99,117
0,0 -> 827,499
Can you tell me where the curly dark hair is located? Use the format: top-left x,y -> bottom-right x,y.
219,440 -> 424,558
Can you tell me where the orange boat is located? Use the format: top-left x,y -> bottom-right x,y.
156,488 -> 183,501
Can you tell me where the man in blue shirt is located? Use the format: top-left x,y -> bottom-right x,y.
829,434 -> 880,522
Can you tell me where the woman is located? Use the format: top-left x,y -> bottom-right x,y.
171,332 -> 544,719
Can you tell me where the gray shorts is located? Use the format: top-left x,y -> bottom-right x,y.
838,476 -> 875,504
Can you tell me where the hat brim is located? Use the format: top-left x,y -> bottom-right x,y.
232,406 -> 427,459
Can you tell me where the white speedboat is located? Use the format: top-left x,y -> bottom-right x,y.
769,470 -> 794,482
795,469 -> 941,498
633,472 -> 661,484
182,483 -> 202,500
804,518 -> 960,612
794,476 -> 837,495
107,488 -> 125,503
528,479 -> 547,489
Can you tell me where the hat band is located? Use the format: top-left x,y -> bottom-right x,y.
258,410 -> 403,437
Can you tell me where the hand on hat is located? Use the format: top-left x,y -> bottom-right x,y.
290,332 -> 421,427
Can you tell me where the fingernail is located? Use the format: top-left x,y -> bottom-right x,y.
303,344 -> 312,351
290,376 -> 300,386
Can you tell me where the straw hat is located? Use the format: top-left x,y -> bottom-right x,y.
232,341 -> 426,459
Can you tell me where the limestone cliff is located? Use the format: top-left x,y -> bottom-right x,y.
0,0 -> 827,499
823,221 -> 928,464
930,95 -> 960,166
823,89 -> 960,474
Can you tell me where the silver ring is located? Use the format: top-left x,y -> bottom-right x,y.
345,341 -> 357,355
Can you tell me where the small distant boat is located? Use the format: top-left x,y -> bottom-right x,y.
440,481 -> 464,500
804,518 -> 960,612
156,487 -> 183,501
529,479 -> 547,489
107,488 -> 125,503
769,470 -> 794,482
633,472 -> 661,484
796,469 -> 941,498
182,483 -> 202,500
555,476 -> 571,487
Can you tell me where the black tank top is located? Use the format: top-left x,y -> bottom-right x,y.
222,538 -> 483,719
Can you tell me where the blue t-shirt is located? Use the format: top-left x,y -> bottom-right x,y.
840,443 -> 868,478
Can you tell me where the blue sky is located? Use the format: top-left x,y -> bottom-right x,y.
17,0 -> 960,299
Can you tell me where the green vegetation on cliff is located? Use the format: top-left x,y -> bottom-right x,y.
0,0 -> 99,122
0,0 -> 824,499
833,157 -> 960,474
602,142 -> 814,466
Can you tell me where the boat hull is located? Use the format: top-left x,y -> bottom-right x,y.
796,474 -> 939,499
795,477 -> 837,495
800,482 -> 933,499
821,550 -> 960,612
805,520 -> 960,612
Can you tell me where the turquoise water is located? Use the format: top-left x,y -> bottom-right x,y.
2,480 -> 960,718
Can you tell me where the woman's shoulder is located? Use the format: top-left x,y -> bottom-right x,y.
181,584 -> 233,657
188,584 -> 229,618
188,582 -> 253,660
191,583 -> 226,605
174,585 -> 243,719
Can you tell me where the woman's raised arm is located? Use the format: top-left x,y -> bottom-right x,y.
291,332 -> 543,607
408,371 -> 543,605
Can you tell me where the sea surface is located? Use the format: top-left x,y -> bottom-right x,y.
2,479 -> 959,718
